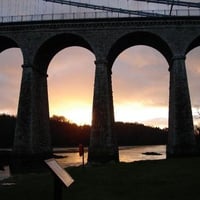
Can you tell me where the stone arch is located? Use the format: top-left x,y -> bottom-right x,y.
89,31 -> 173,163
33,33 -> 94,73
0,35 -> 24,64
107,31 -> 173,69
0,35 -> 20,52
186,35 -> 200,54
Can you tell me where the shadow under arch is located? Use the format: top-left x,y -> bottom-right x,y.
34,33 -> 94,73
107,31 -> 173,69
0,35 -> 21,52
186,35 -> 200,54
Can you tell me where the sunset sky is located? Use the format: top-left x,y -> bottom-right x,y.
0,0 -> 200,128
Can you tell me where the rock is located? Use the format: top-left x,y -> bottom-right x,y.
142,152 -> 162,156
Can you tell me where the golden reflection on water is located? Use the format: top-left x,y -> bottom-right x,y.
119,145 -> 166,163
55,145 -> 166,168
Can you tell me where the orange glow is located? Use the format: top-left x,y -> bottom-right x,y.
50,102 -> 92,125
1,46 -> 200,129
48,47 -> 95,125
114,103 -> 168,128
47,46 -> 170,127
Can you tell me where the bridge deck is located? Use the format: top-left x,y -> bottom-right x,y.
1,9 -> 200,24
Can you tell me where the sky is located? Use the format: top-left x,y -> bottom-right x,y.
0,0 -> 200,128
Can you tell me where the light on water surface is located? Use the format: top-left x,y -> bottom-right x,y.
55,145 -> 166,168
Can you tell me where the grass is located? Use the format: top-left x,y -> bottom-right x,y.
1,157 -> 200,200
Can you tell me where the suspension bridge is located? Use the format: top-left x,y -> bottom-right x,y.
1,0 -> 200,23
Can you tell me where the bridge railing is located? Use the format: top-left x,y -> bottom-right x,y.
0,12 -> 128,23
0,9 -> 200,23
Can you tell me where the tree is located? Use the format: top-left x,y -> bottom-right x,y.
0,114 -> 16,148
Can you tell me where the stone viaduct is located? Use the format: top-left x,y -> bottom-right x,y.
0,16 -> 199,163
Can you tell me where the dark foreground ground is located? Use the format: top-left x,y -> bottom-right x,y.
1,157 -> 200,200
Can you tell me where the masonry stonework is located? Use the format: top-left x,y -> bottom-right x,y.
1,16 -> 200,162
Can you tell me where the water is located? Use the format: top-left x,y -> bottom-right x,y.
54,145 -> 166,168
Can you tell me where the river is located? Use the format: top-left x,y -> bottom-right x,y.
54,145 -> 166,168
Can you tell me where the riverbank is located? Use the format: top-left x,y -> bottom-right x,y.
1,157 -> 200,200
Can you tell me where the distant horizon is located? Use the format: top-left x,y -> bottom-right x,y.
1,45 -> 200,129
1,1 -> 200,130
0,112 -> 169,130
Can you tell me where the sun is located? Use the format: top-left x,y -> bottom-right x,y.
62,107 -> 92,125
50,103 -> 92,125
50,101 -> 168,128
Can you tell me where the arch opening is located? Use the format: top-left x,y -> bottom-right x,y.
34,33 -> 94,73
0,47 -> 23,148
107,32 -> 172,69
186,46 -> 200,128
113,45 -> 169,129
0,36 -> 19,53
112,45 -> 169,161
0,46 -> 23,115
48,46 -> 95,126
186,36 -> 200,54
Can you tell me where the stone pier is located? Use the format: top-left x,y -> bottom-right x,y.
167,55 -> 196,157
88,59 -> 119,163
0,16 -> 199,162
13,64 -> 51,157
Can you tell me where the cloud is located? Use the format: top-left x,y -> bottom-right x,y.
0,49 -> 22,115
142,117 -> 168,129
48,47 -> 95,114
186,47 -> 200,107
113,46 -> 169,107
0,38 -> 200,128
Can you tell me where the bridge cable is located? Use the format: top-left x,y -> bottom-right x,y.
0,0 -> 2,16
42,0 -> 167,17
133,0 -> 200,9
169,0 -> 175,16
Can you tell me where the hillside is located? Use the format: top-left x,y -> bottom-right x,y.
0,114 -> 167,148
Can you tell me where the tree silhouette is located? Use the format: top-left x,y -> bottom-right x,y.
0,114 -> 167,148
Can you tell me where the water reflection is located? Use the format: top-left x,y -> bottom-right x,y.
119,145 -> 166,163
55,145 -> 166,168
